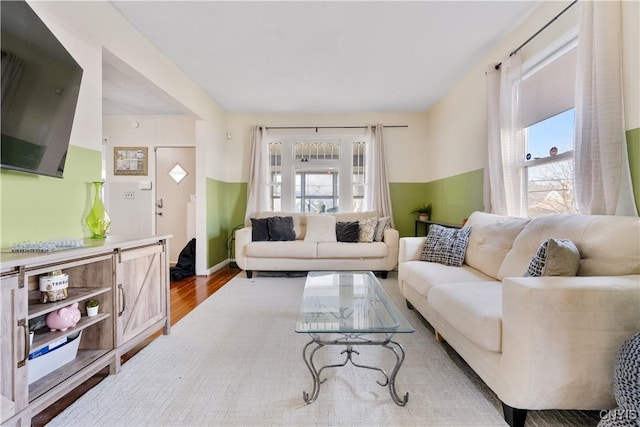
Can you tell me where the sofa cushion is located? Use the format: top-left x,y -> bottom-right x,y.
304,215 -> 337,242
498,214 -> 640,278
429,282 -> 503,353
267,216 -> 296,241
524,238 -> 580,277
250,218 -> 270,241
374,217 -> 391,242
399,260 -> 495,297
464,211 -> 530,280
358,217 -> 378,243
420,225 -> 472,267
245,241 -> 317,258
336,221 -> 360,243
317,242 -> 388,258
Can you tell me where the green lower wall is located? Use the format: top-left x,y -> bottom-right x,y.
0,145 -> 102,248
390,169 -> 484,237
205,178 -> 247,269
627,128 -> 640,214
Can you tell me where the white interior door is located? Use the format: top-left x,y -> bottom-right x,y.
155,146 -> 196,264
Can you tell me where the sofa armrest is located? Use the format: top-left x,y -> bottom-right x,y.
399,237 -> 427,263
234,227 -> 252,270
498,275 -> 640,410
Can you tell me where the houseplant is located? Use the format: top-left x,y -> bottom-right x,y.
86,299 -> 99,317
412,203 -> 433,222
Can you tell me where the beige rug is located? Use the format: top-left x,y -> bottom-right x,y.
48,272 -> 599,427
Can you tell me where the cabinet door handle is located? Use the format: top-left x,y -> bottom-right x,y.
17,318 -> 28,368
118,283 -> 126,317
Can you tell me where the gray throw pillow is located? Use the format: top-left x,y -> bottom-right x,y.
419,225 -> 472,267
267,216 -> 296,241
336,221 -> 359,242
524,238 -> 580,277
374,216 -> 391,242
250,218 -> 270,241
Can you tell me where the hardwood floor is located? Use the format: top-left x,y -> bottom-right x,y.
32,266 -> 241,427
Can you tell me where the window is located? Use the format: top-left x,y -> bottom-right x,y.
524,109 -> 578,216
520,35 -> 578,217
268,136 -> 366,213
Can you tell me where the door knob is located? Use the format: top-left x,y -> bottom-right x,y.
156,212 -> 163,216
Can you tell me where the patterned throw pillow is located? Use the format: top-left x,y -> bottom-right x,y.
250,218 -> 270,241
374,217 -> 391,242
524,238 -> 580,277
358,217 -> 378,243
267,216 -> 296,241
336,221 -> 360,242
419,225 -> 472,267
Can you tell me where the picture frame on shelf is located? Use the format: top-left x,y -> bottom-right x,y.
114,147 -> 148,176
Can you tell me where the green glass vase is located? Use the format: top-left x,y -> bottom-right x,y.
86,181 -> 111,239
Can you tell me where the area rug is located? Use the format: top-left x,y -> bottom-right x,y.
48,272 -> 599,427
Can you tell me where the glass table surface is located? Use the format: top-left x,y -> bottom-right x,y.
295,271 -> 414,334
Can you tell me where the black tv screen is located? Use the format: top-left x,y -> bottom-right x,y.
1,0 -> 83,178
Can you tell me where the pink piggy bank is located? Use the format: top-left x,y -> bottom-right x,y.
46,303 -> 81,331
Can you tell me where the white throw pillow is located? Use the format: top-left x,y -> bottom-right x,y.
304,215 -> 337,242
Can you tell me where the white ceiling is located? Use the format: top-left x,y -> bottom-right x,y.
104,1 -> 540,116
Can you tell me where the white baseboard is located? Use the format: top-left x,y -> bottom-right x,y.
196,258 -> 231,276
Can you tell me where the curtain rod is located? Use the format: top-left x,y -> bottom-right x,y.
495,0 -> 578,70
265,125 -> 408,132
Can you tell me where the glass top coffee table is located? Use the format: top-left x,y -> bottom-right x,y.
295,271 -> 415,406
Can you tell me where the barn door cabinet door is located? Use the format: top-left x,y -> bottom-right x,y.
115,242 -> 167,346
0,270 -> 28,425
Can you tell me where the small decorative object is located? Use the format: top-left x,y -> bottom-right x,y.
39,269 -> 69,303
46,303 -> 81,331
549,146 -> 558,156
86,299 -> 99,317
412,202 -> 433,222
86,181 -> 111,239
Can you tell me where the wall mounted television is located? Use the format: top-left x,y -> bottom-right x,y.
1,0 -> 83,178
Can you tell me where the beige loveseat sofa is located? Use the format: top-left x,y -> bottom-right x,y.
236,211 -> 399,278
398,211 -> 640,427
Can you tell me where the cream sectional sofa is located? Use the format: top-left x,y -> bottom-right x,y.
235,211 -> 399,278
398,211 -> 640,427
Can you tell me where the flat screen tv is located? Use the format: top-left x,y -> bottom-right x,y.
1,0 -> 83,178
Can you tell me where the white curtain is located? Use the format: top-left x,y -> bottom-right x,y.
244,125 -> 270,224
485,56 -> 527,217
364,124 -> 395,226
484,63 -> 503,214
574,0 -> 637,216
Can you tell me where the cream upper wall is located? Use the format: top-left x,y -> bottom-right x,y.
26,1 -> 229,183
103,116 -> 196,183
226,112 -> 429,183
424,1 -> 639,182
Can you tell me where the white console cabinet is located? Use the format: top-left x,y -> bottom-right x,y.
0,236 -> 170,425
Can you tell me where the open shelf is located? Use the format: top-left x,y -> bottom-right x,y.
28,349 -> 110,403
27,287 -> 111,319
30,313 -> 110,353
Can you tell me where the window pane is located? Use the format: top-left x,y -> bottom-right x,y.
295,171 -> 338,213
526,109 -> 575,159
527,159 -> 578,216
